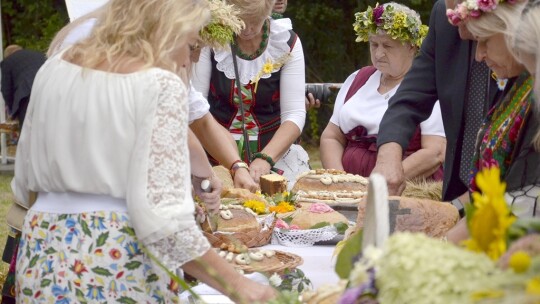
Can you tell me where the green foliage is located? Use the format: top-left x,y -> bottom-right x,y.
1,0 -> 68,52
335,229 -> 363,279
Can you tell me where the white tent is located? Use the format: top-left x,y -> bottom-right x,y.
65,0 -> 108,21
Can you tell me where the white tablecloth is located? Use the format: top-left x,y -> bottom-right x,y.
179,244 -> 339,302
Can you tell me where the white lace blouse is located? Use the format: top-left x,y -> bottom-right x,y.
12,55 -> 210,270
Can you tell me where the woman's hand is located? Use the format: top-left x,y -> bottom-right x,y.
249,158 -> 272,183
305,93 -> 321,111
372,142 -> 406,196
230,277 -> 277,304
192,174 -> 222,214
233,168 -> 259,192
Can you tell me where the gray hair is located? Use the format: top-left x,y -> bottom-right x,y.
510,2 -> 540,96
510,1 -> 540,150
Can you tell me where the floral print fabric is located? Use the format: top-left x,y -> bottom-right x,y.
469,73 -> 534,192
16,210 -> 179,303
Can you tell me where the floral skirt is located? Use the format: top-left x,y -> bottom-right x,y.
16,209 -> 179,303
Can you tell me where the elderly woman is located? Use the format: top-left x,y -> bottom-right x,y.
12,0 -> 275,302
193,0 -> 307,188
445,0 -> 540,242
320,2 -> 446,180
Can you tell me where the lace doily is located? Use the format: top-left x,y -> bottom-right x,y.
272,225 -> 339,247
214,18 -> 292,85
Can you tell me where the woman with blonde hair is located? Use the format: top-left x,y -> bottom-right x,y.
445,0 -> 540,242
13,0 -> 275,302
193,0 -> 308,189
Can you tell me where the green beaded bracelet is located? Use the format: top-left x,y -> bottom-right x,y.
251,152 -> 275,167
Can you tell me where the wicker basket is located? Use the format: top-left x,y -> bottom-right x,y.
234,250 -> 303,275
204,214 -> 277,248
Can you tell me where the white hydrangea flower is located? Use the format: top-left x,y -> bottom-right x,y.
374,233 -> 501,304
269,273 -> 283,287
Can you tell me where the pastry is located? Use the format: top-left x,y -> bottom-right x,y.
260,174 -> 287,195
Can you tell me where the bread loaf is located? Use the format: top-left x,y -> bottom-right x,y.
356,196 -> 459,238
212,165 -> 234,189
288,203 -> 349,230
221,187 -> 265,202
292,169 -> 368,193
212,208 -> 260,233
260,174 -> 287,196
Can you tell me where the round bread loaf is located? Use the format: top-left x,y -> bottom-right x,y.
355,196 -> 459,238
212,165 -> 234,189
288,203 -> 349,230
213,209 -> 260,233
292,169 -> 368,193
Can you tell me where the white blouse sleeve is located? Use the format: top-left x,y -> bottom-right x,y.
127,70 -> 210,271
279,38 -> 306,131
329,71 -> 358,127
419,100 -> 446,137
11,92 -> 35,207
188,82 -> 210,124
192,47 -> 213,100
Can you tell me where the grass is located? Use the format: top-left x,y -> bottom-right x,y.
306,144 -> 322,169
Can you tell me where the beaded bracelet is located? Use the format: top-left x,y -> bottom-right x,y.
251,152 -> 275,167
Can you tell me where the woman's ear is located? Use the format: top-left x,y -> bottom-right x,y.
409,44 -> 418,57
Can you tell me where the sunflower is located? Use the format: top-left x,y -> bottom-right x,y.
269,201 -> 296,213
243,200 -> 267,215
463,167 -> 516,260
